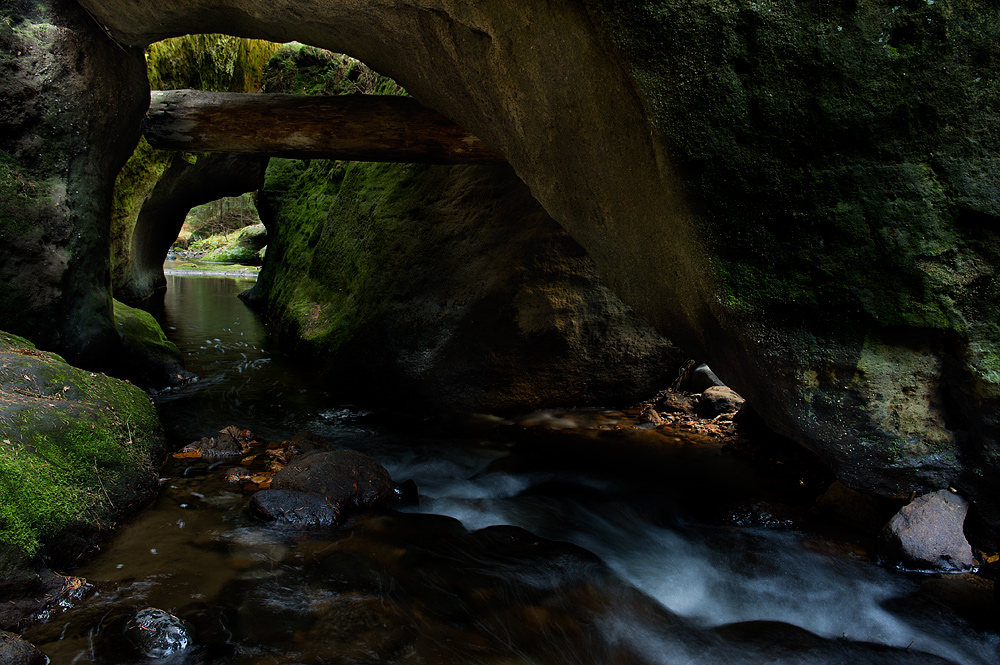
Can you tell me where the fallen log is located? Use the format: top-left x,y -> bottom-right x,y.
144,89 -> 507,164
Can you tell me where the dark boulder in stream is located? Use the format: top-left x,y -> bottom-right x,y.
249,449 -> 398,527
123,607 -> 193,659
0,631 -> 48,665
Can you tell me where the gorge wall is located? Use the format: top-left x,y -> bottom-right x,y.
0,0 -> 147,367
242,44 -> 684,411
111,34 -> 275,304
4,0 -> 999,547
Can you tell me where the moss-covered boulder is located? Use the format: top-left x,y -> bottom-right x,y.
0,330 -> 164,592
112,300 -> 188,388
199,223 -> 268,264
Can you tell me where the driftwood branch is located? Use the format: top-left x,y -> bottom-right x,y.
144,89 -> 506,165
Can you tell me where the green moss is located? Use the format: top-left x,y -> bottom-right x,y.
0,331 -> 163,564
112,35 -> 282,294
146,35 -> 282,93
110,137 -> 176,279
592,0 -> 999,336
261,43 -> 405,96
113,299 -> 182,364
256,158 -> 424,351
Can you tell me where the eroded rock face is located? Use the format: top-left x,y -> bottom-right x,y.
114,152 -> 267,303
0,0 -> 148,367
249,158 -> 685,411
60,0 -> 1000,545
111,34 -> 278,304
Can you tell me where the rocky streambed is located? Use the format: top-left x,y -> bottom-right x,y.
4,275 -> 999,664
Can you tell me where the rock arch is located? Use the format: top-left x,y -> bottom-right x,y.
7,0 -> 1000,546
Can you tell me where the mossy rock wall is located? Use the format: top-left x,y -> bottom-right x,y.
591,0 -> 1000,542
0,330 -> 164,588
59,0 -> 1000,545
111,34 -> 278,304
245,43 -> 682,411
250,158 -> 684,412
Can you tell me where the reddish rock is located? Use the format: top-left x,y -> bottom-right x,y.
879,490 -> 976,572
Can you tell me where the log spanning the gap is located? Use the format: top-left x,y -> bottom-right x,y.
143,89 -> 507,165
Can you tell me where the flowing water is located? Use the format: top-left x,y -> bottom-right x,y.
23,275 -> 1000,664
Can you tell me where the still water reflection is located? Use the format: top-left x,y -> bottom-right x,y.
24,276 -> 1000,664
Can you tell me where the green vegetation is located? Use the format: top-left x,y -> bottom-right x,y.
256,159 -> 421,350
147,35 -> 281,93
245,44 -> 413,351
593,0 -> 1000,337
111,35 -> 282,294
261,43 -> 405,96
0,331 -> 163,568
175,193 -> 262,249
113,299 -> 182,366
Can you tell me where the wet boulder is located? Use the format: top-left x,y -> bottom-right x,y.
636,405 -> 662,428
879,490 -> 977,572
710,620 -> 957,664
250,450 -> 397,527
271,449 -> 395,509
392,478 -> 419,507
248,489 -> 341,528
0,631 -> 48,665
174,426 -> 258,461
656,391 -> 696,415
124,608 -> 193,659
698,386 -> 745,417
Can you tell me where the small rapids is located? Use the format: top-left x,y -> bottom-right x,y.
22,275 -> 1000,664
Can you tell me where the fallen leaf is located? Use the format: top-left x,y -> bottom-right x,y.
172,450 -> 203,459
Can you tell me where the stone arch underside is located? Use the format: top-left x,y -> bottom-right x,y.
79,0 -> 719,353
69,0 -> 1000,549
117,153 -> 268,304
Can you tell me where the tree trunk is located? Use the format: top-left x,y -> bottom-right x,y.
144,90 -> 507,165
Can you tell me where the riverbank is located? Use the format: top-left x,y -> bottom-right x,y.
163,259 -> 260,279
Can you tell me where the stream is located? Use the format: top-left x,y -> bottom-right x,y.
23,275 -> 1000,664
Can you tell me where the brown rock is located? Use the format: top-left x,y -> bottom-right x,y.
698,386 -> 745,417
0,631 -> 48,665
656,392 -> 695,414
271,450 -> 395,510
879,490 -> 976,572
637,405 -> 662,425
